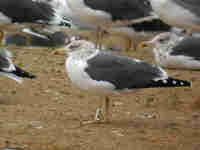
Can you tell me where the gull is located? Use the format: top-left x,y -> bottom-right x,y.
3,27 -> 70,47
0,0 -> 72,46
0,31 -> 35,83
0,0 -> 72,27
65,0 -> 172,49
57,37 -> 191,123
139,32 -> 200,70
148,0 -> 200,32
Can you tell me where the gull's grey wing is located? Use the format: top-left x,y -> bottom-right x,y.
83,0 -> 152,21
0,0 -> 54,23
170,36 -> 200,60
173,0 -> 200,17
85,52 -> 165,90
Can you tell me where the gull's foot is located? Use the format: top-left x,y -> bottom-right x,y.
80,108 -> 110,125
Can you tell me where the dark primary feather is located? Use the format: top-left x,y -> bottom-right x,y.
85,52 -> 165,90
170,36 -> 200,60
129,19 -> 171,32
0,0 -> 54,23
146,78 -> 191,88
11,66 -> 36,79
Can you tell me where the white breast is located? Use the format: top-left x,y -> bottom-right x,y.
65,56 -> 115,95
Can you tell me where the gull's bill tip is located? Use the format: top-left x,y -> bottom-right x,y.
138,41 -> 150,48
54,49 -> 67,55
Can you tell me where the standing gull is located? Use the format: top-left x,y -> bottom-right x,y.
58,38 -> 191,123
148,0 -> 200,32
139,32 -> 200,70
0,31 -> 35,83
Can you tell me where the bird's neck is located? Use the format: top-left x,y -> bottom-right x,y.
70,48 -> 99,60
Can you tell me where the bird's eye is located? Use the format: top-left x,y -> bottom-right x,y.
159,39 -> 165,42
69,43 -> 81,49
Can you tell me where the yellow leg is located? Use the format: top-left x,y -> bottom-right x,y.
105,96 -> 111,123
81,96 -> 105,125
95,96 -> 104,121
95,26 -> 106,49
130,37 -> 137,51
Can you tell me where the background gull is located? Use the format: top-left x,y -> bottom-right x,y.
58,38 -> 191,124
148,0 -> 200,32
2,27 -> 70,47
65,0 -> 173,50
139,32 -> 200,70
0,0 -> 72,27
0,31 -> 35,83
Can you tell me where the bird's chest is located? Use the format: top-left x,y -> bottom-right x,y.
66,57 -> 88,85
153,48 -> 169,67
65,56 -> 115,95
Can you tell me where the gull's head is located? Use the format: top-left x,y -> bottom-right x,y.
139,32 -> 180,50
54,36 -> 96,55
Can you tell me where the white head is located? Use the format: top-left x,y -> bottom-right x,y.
66,38 -> 96,53
139,32 -> 182,51
54,36 -> 97,55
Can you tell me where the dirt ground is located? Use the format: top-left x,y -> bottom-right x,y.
0,25 -> 200,150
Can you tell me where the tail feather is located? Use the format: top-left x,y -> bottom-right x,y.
147,78 -> 191,88
0,72 -> 24,83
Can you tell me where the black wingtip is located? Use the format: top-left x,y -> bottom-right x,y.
12,66 -> 36,79
147,78 -> 191,88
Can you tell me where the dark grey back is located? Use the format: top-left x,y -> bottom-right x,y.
85,52 -> 163,90
84,0 -> 151,20
83,0 -> 171,31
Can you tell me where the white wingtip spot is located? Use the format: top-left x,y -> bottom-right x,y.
163,79 -> 167,84
172,80 -> 177,85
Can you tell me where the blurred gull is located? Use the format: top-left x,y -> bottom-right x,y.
0,0 -> 72,27
64,0 -> 173,49
148,0 -> 200,32
139,32 -> 200,70
0,31 -> 35,83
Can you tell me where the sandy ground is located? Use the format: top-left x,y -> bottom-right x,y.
0,25 -> 200,150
